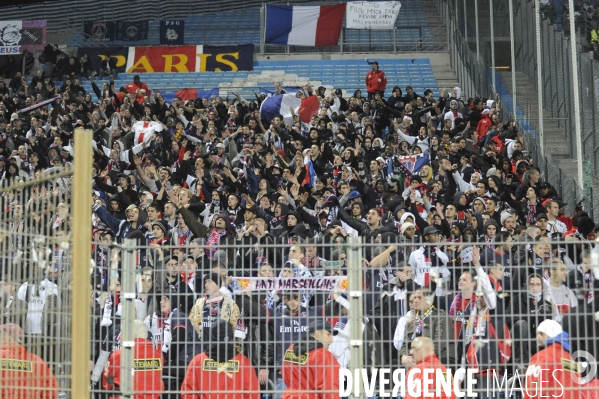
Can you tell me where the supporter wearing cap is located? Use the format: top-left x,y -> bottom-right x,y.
523,321 -> 578,399
182,320 -> 259,399
281,319 -> 339,398
92,201 -> 147,243
0,323 -> 59,397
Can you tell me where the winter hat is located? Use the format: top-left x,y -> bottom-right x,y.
472,197 -> 487,211
500,211 -> 514,225
151,220 -> 169,235
400,222 -> 415,235
537,320 -> 563,338
143,191 -> 154,203
400,212 -> 415,224
577,217 -> 596,238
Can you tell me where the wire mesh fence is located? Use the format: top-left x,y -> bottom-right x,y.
4,189 -> 599,398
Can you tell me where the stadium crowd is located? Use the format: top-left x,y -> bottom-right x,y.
0,59 -> 598,399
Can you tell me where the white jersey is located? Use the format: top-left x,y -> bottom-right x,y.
546,219 -> 567,235
408,247 -> 450,296
17,280 -> 59,334
132,121 -> 163,144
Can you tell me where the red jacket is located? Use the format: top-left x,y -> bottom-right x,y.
102,338 -> 164,399
476,114 -> 493,140
523,340 -> 579,399
365,69 -> 387,94
0,343 -> 59,399
181,352 -> 260,399
405,354 -> 456,399
281,343 -> 340,399
125,81 -> 151,104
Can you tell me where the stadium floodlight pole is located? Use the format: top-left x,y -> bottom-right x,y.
568,0 -> 584,193
72,128 -> 92,399
536,0 -> 545,158
475,0 -> 480,60
490,0 -> 496,93
508,0 -> 516,119
120,239 -> 137,399
347,236 -> 364,399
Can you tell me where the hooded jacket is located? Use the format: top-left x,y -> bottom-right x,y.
281,339 -> 340,399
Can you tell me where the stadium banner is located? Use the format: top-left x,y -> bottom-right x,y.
231,276 -> 348,293
77,46 -> 129,74
125,44 -> 254,73
346,1 -> 402,30
0,20 -> 47,55
84,21 -> 116,42
159,20 -> 185,45
115,21 -> 149,41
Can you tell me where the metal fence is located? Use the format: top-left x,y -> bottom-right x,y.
3,226 -> 599,398
512,0 -> 599,218
448,0 -> 490,101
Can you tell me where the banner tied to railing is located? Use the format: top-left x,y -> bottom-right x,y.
346,1 -> 402,30
231,276 -> 348,293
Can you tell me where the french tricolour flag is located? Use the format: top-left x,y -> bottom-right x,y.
265,4 -> 345,47
260,93 -> 320,126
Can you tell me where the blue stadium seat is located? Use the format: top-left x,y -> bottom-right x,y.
88,59 -> 440,102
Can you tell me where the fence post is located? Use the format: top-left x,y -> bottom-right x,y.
347,236 -> 364,399
340,28 -> 344,54
120,239 -> 138,399
260,3 -> 265,55
490,0 -> 496,92
393,27 -> 397,54
534,0 -> 545,158
72,128 -> 92,398
463,0 -> 467,43
508,0 -> 517,119
475,0 -> 480,60
567,0 -> 584,194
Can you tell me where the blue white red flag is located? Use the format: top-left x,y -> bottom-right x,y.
260,93 -> 320,125
394,153 -> 430,182
265,4 -> 345,46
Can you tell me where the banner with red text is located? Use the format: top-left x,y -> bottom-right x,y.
231,276 -> 348,293
125,44 -> 254,73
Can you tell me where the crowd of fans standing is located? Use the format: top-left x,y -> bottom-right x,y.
0,57 -> 598,398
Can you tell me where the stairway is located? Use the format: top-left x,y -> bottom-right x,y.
498,70 -> 599,215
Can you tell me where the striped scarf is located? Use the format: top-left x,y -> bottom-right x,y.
176,228 -> 191,246
205,228 -> 226,259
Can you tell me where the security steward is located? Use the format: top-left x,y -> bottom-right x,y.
405,337 -> 456,399
181,319 -> 259,399
103,320 -> 164,399
281,319 -> 340,399
523,320 -> 579,399
0,323 -> 59,398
